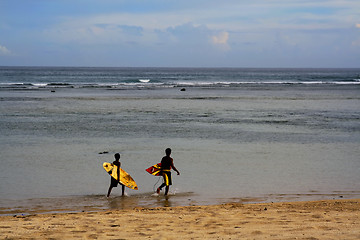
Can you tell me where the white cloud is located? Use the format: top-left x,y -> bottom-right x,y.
356,23 -> 360,28
211,31 -> 230,51
0,45 -> 11,55
211,32 -> 229,45
43,22 -> 145,45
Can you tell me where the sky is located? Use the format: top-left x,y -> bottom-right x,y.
0,0 -> 359,68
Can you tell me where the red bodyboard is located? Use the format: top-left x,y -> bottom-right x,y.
146,163 -> 162,176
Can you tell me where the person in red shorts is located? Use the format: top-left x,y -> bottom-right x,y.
156,148 -> 180,195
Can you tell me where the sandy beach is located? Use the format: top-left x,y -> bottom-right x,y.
1,199 -> 359,239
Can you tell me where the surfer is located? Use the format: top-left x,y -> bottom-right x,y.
107,153 -> 125,197
156,148 -> 180,195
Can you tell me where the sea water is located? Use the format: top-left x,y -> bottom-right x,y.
0,67 -> 359,215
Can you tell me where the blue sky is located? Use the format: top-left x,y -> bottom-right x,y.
0,0 -> 359,67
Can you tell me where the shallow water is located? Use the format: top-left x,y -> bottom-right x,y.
1,68 -> 360,215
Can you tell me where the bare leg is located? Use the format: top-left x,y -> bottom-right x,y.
157,182 -> 166,194
107,186 -> 113,197
121,184 -> 125,196
165,186 -> 169,196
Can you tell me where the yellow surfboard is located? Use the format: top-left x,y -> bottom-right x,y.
103,162 -> 138,190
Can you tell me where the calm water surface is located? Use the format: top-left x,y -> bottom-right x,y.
0,67 -> 359,215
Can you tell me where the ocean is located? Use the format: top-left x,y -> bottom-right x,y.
0,67 -> 359,215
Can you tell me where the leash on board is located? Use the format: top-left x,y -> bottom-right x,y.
153,176 -> 163,192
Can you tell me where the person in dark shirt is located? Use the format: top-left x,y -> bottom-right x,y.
156,148 -> 180,195
107,153 -> 125,197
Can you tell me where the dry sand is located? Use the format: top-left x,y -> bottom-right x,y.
1,199 -> 359,239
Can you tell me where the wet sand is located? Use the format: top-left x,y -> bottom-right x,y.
1,199 -> 359,239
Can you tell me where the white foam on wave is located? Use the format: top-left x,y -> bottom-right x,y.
139,79 -> 150,83
33,83 -> 48,87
